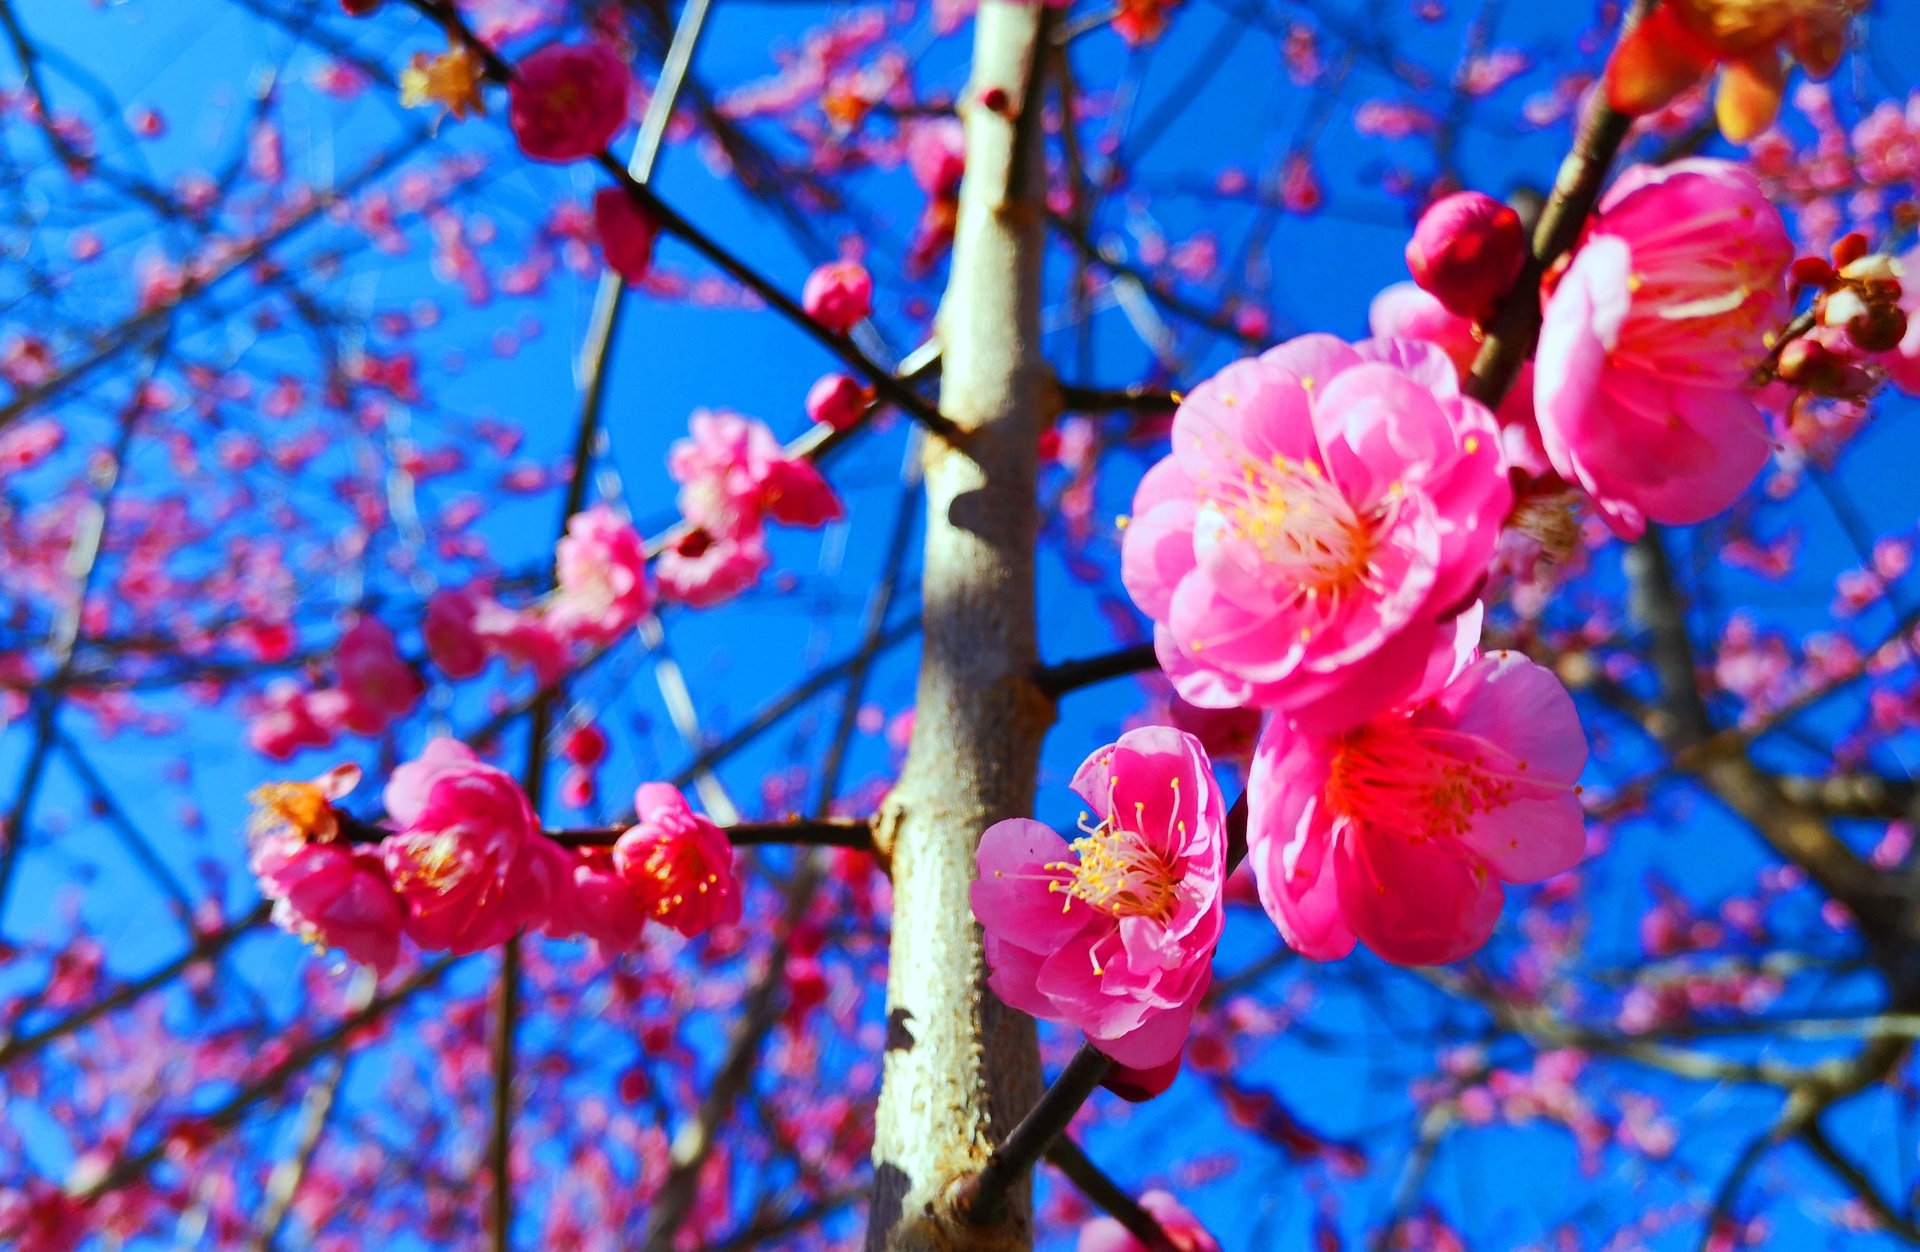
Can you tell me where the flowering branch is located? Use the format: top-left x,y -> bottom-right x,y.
1461,0 -> 1652,410
333,811 -> 873,851
403,0 -> 963,445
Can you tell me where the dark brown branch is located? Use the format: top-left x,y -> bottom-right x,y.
1057,384 -> 1179,415
952,1043 -> 1113,1228
1045,1137 -> 1180,1252
1035,643 -> 1160,698
1461,0 -> 1651,410
1802,1119 -> 1920,1243
335,814 -> 874,851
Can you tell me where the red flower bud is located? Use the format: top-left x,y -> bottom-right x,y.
593,187 -> 659,286
1848,302 -> 1908,354
1405,191 -> 1526,322
1789,256 -> 1835,290
1830,231 -> 1870,269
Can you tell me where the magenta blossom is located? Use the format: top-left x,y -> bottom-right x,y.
1078,1191 -> 1220,1252
380,739 -> 551,953
801,259 -> 873,335
334,615 -> 424,735
971,727 -> 1226,1067
507,43 -> 630,163
670,408 -> 843,537
548,505 -> 652,645
614,783 -> 741,937
1248,651 -> 1587,967
247,679 -> 339,760
546,847 -> 649,951
1122,333 -> 1511,734
1535,159 -> 1791,539
424,585 -> 489,679
248,764 -> 403,973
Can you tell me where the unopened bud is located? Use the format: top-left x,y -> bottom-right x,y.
1405,190 -> 1527,323
1848,303 -> 1908,354
805,373 -> 872,431
1777,337 -> 1875,398
1789,256 -> 1835,290
1831,231 -> 1870,268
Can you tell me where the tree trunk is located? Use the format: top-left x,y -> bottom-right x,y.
865,6 -> 1052,1251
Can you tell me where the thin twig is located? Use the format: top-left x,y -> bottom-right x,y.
1045,1137 -> 1179,1252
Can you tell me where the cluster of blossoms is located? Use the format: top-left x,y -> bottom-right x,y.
247,741 -> 740,973
248,505 -> 654,759
973,154 -> 1856,1075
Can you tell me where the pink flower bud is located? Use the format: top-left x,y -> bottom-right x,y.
1406,190 -> 1526,322
594,187 -> 658,286
805,373 -> 870,431
801,260 -> 873,335
508,43 -> 631,164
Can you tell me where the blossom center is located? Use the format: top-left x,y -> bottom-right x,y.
1047,776 -> 1186,924
633,840 -> 719,918
1205,454 -> 1383,606
1325,724 -> 1523,841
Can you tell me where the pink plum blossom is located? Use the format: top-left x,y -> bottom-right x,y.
248,764 -> 403,973
1370,282 -> 1548,477
971,726 -> 1226,1067
1248,651 -> 1587,967
547,847 -> 649,951
334,616 -> 424,735
1078,1190 -> 1221,1252
801,259 -> 873,334
471,597 -> 570,686
508,43 -> 631,163
656,527 -> 770,608
614,783 -> 741,937
0,418 -> 64,477
380,739 -> 554,953
424,585 -> 489,679
1874,245 -> 1920,396
547,505 -> 652,645
1535,159 -> 1791,539
1122,333 -> 1511,734
670,409 -> 843,537
247,679 -> 339,760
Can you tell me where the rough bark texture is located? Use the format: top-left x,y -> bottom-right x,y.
865,7 -> 1050,1251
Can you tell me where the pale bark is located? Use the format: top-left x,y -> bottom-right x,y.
865,6 -> 1052,1250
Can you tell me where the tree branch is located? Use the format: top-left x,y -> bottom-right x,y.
1035,643 -> 1160,697
1044,1137 -> 1179,1252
